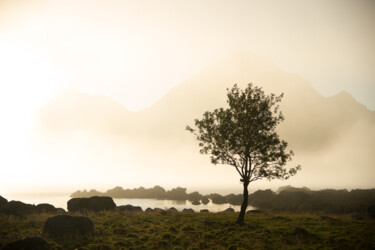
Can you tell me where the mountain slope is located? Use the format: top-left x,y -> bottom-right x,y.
32,51 -> 375,189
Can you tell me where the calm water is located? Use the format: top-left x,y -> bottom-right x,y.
3,193 -> 256,212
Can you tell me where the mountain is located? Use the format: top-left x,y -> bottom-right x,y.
32,51 -> 375,189
35,88 -> 133,135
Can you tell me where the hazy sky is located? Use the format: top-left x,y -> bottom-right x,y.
0,0 -> 374,193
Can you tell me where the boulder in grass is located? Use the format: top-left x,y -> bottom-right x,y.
36,203 -> 56,214
222,208 -> 235,213
167,207 -> 178,212
67,196 -> 116,213
154,208 -> 165,213
246,209 -> 263,214
145,207 -> 154,212
352,214 -> 365,220
1,237 -> 48,250
0,195 -> 7,210
182,208 -> 194,213
200,209 -> 209,213
368,205 -> 375,218
118,205 -> 142,212
2,201 -> 36,218
55,208 -> 66,213
42,215 -> 94,240
292,227 -> 309,237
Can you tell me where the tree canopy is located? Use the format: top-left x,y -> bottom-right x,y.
187,83 -> 300,224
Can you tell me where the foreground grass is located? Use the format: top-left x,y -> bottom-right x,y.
0,211 -> 374,249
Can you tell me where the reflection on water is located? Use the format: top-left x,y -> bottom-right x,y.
3,193 -> 256,212
114,198 -> 249,212
4,193 -> 70,210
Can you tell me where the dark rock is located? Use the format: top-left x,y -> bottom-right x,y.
368,205 -> 375,218
201,197 -> 209,205
1,237 -> 48,250
247,209 -> 262,213
0,195 -> 7,210
352,214 -> 365,220
118,204 -> 142,212
182,208 -> 194,213
200,209 -> 209,213
167,207 -> 178,212
292,227 -> 308,236
36,203 -> 56,214
191,200 -> 201,205
145,208 -> 154,212
55,208 -> 66,213
210,194 -> 227,204
2,201 -> 36,218
269,216 -> 290,221
319,216 -> 331,220
67,196 -> 116,213
42,215 -> 94,240
187,191 -> 203,202
225,194 -> 243,206
222,208 -> 235,213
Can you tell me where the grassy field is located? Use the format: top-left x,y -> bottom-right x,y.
0,211 -> 374,249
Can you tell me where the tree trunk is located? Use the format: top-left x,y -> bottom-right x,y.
236,181 -> 249,225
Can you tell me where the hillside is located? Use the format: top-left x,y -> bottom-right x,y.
32,52 -> 375,189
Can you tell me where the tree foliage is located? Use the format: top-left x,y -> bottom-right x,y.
187,83 -> 300,185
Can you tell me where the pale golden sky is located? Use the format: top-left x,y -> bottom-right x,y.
0,0 -> 374,193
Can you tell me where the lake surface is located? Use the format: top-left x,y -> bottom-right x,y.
3,193 -> 256,212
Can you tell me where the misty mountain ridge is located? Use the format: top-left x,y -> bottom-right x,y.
35,51 -> 375,150
32,51 -> 375,189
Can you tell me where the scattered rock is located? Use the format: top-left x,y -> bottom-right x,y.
200,209 -> 209,213
319,216 -> 331,220
203,219 -> 214,226
55,208 -> 66,213
182,208 -> 194,213
319,216 -> 339,222
2,201 -> 36,218
42,215 -> 94,240
154,208 -> 165,213
201,197 -> 209,205
67,196 -> 116,213
0,195 -> 7,210
270,216 -> 286,220
368,205 -> 375,218
222,208 -> 235,213
292,227 -> 309,236
118,204 -> 142,212
246,209 -> 262,214
191,200 -> 201,205
36,203 -> 56,214
1,237 -> 48,250
167,207 -> 178,212
352,214 -> 365,220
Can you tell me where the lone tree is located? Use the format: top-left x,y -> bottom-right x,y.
186,84 -> 300,225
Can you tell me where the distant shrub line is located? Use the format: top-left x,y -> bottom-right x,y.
70,185 -> 375,214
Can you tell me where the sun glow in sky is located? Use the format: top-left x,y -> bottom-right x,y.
0,0 -> 374,193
